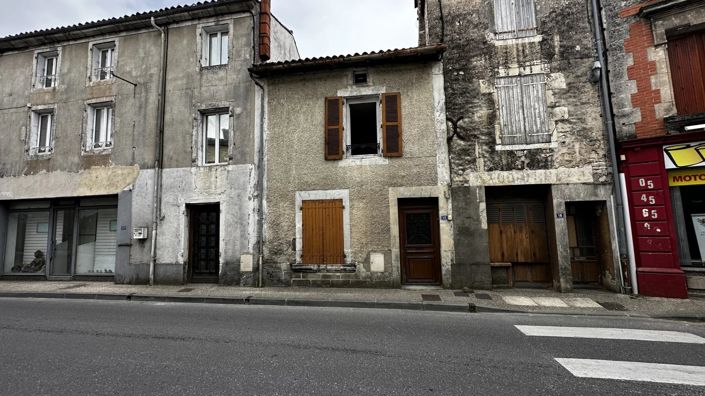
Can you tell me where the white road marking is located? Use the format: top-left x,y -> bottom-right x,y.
515,326 -> 705,344
502,296 -> 537,306
555,358 -> 705,386
532,297 -> 568,307
564,297 -> 603,308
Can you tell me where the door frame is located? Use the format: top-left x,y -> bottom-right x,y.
398,198 -> 442,286
47,206 -> 77,280
187,203 -> 221,283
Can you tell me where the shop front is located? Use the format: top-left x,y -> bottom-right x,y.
620,132 -> 705,298
1,196 -> 119,280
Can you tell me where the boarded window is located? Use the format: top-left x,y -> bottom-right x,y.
301,200 -> 344,264
494,0 -> 537,40
324,97 -> 343,160
496,74 -> 550,145
382,92 -> 403,157
668,31 -> 705,116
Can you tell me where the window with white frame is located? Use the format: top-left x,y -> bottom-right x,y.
202,111 -> 230,165
30,110 -> 54,154
202,26 -> 229,67
35,51 -> 58,88
346,96 -> 380,156
494,0 -> 537,39
495,74 -> 550,145
91,42 -> 115,81
88,104 -> 113,149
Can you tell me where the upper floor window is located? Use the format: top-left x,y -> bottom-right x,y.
202,111 -> 230,165
493,0 -> 537,40
495,74 -> 550,145
667,31 -> 705,116
87,103 -> 113,150
91,42 -> 115,81
35,51 -> 58,88
324,93 -> 403,160
30,109 -> 55,155
202,26 -> 229,67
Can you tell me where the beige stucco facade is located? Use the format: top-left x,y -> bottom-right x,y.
261,60 -> 453,287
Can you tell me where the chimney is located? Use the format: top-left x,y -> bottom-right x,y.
259,0 -> 271,62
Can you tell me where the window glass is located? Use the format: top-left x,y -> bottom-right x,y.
91,106 -> 113,148
219,113 -> 229,163
203,112 -> 228,164
221,32 -> 229,64
205,114 -> 218,164
76,208 -> 117,275
209,33 -> 219,66
3,212 -> 49,274
44,57 -> 56,87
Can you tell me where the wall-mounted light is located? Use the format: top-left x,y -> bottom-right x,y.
588,60 -> 601,84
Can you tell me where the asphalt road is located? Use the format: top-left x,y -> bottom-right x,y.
1,298 -> 704,395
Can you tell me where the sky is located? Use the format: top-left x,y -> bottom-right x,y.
0,0 -> 419,58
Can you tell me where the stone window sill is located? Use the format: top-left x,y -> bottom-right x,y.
495,141 -> 557,151
338,156 -> 388,167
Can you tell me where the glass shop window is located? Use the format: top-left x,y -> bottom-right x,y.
3,212 -> 50,274
76,208 -> 117,275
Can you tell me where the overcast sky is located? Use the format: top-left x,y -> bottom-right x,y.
0,0 -> 419,58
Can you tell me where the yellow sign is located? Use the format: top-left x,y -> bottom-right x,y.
664,142 -> 705,169
669,169 -> 705,186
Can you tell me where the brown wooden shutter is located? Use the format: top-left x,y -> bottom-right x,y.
301,200 -> 344,265
324,97 -> 343,160
668,32 -> 705,116
382,92 -> 403,157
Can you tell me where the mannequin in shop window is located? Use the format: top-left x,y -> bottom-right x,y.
11,250 -> 46,273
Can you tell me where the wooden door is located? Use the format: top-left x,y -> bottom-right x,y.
301,200 -> 344,264
399,199 -> 442,285
487,201 -> 550,283
568,203 -> 602,284
189,204 -> 220,282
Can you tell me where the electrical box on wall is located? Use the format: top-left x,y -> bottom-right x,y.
132,227 -> 148,240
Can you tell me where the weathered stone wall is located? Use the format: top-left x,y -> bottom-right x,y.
421,0 -> 610,184
418,0 -> 618,289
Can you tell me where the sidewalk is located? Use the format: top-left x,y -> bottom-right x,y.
0,281 -> 703,320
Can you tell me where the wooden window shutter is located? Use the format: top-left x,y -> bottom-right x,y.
324,97 -> 343,160
301,200 -> 344,265
382,92 -> 403,157
668,32 -> 705,116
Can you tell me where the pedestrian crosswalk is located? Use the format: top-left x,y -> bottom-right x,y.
515,325 -> 705,387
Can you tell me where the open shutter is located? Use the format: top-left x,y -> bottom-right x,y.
382,92 -> 403,157
324,96 -> 343,160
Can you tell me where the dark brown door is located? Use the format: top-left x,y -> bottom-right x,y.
399,199 -> 442,285
189,204 -> 220,282
487,201 -> 551,283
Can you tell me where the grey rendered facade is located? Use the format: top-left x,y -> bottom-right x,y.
416,0 -> 622,291
0,0 -> 298,285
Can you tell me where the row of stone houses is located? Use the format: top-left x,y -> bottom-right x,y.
1,0 -> 703,298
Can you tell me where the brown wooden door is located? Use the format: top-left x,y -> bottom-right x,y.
189,204 -> 220,282
301,200 -> 344,264
487,201 -> 551,283
399,199 -> 442,285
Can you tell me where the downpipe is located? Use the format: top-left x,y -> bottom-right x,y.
589,0 -> 633,294
149,17 -> 168,286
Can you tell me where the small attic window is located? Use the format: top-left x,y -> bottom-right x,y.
353,70 -> 368,85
